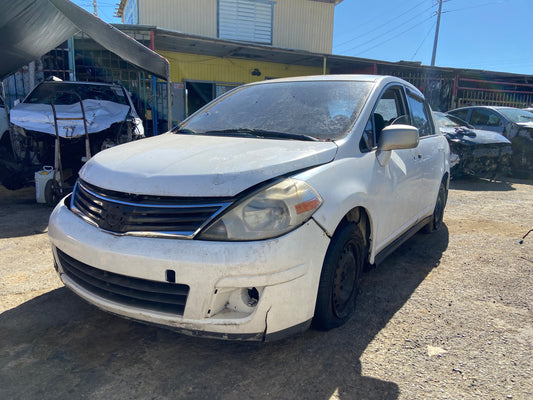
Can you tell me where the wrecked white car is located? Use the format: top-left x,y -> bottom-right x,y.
2,80 -> 143,190
49,75 -> 450,341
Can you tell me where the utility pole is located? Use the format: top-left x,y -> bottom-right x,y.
93,0 -> 98,16
431,0 -> 442,66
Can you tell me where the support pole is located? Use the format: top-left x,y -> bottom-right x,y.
431,0 -> 443,67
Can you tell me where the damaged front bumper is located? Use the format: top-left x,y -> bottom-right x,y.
48,197 -> 330,341
448,141 -> 512,178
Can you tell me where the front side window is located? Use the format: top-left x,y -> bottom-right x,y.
218,0 -> 274,44
470,108 -> 501,127
449,108 -> 469,121
360,86 -> 407,151
407,91 -> 434,137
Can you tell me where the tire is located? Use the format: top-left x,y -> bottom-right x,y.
423,180 -> 448,233
44,179 -> 59,206
313,223 -> 365,330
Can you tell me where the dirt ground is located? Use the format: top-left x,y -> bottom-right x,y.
1,178 -> 532,400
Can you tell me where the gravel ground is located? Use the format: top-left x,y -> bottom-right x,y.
0,178 -> 532,400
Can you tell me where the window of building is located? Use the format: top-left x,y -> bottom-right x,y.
218,0 -> 275,45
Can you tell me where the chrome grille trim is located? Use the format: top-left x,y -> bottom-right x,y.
70,180 -> 232,239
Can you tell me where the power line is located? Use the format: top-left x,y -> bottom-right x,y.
411,21 -> 436,60
351,14 -> 435,57
339,9 -> 436,56
335,0 -> 429,48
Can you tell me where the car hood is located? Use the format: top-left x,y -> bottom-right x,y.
515,122 -> 533,130
80,133 -> 338,197
10,100 -> 131,138
441,127 -> 511,145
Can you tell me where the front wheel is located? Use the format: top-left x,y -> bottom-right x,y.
423,180 -> 448,233
313,223 -> 365,330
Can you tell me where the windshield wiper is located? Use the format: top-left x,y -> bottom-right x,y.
203,128 -> 318,141
172,126 -> 197,134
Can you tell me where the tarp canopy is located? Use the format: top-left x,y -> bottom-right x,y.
0,0 -> 169,81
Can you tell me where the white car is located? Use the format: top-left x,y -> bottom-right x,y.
49,75 -> 450,341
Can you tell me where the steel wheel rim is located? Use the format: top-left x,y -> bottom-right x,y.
434,186 -> 446,229
332,242 -> 357,318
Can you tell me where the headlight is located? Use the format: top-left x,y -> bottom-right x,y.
198,178 -> 322,241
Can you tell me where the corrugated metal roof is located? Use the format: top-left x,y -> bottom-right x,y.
0,0 -> 169,80
115,25 -> 533,81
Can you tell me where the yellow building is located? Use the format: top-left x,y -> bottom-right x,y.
115,0 -> 344,120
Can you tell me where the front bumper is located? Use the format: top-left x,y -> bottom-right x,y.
48,198 -> 330,341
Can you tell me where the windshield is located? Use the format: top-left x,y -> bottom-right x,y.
497,108 -> 533,123
24,83 -> 129,106
179,80 -> 373,141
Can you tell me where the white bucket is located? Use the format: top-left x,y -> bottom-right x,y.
35,166 -> 54,203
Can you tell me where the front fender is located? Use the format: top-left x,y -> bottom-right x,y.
293,156 -> 377,240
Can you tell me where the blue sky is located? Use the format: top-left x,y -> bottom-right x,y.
73,0 -> 533,75
333,0 -> 533,75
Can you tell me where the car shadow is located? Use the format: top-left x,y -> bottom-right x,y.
450,176 -> 533,192
0,185 -> 52,239
0,226 -> 449,400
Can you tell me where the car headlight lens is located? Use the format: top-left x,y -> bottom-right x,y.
198,178 -> 322,241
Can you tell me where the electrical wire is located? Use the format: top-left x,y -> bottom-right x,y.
336,4 -> 437,54
341,13 -> 435,56
335,0 -> 429,48
410,20 -> 437,60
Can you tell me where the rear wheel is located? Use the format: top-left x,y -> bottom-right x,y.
423,181 -> 447,233
313,223 -> 365,330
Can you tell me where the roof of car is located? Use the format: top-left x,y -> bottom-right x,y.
40,80 -> 122,87
244,74 -> 423,96
451,105 -> 518,111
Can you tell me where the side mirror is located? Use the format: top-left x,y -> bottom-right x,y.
377,125 -> 419,151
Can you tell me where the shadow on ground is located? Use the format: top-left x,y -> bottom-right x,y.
0,185 -> 52,239
0,227 -> 449,400
450,176 -> 533,192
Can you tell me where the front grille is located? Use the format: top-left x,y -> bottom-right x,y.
71,180 -> 232,238
56,248 -> 189,315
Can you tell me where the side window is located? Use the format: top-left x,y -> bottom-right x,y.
360,118 -> 375,151
450,109 -> 468,121
407,91 -> 434,137
470,109 -> 501,127
360,86 -> 407,152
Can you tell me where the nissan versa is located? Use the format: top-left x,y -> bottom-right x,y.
48,75 -> 450,341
